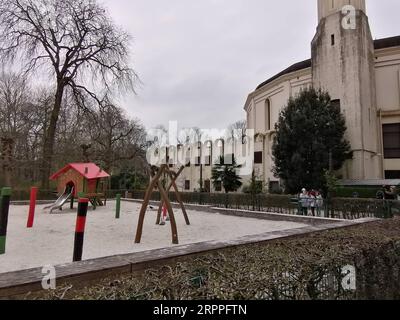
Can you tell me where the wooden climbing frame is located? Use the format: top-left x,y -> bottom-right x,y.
134,164 -> 190,245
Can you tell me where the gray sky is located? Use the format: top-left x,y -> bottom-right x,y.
102,0 -> 400,131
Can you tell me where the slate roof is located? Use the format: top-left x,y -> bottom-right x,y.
256,35 -> 400,91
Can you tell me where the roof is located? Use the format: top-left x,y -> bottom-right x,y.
50,163 -> 110,180
255,35 -> 400,91
374,35 -> 400,50
256,59 -> 311,90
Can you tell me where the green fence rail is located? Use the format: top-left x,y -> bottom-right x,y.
8,187 -> 396,220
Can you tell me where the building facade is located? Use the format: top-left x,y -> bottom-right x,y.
165,138 -> 244,193
245,0 -> 400,191
170,0 -> 400,193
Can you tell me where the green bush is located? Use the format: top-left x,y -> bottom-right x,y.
335,187 -> 380,199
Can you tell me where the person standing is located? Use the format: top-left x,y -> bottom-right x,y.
390,186 -> 398,200
316,190 -> 324,217
309,190 -> 317,216
384,185 -> 396,200
299,188 -> 309,216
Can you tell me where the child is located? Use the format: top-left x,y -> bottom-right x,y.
159,205 -> 167,226
308,190 -> 317,217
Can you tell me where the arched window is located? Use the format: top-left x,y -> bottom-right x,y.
265,99 -> 271,131
205,141 -> 212,166
216,139 -> 225,162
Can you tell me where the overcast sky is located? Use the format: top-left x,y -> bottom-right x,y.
102,0 -> 400,131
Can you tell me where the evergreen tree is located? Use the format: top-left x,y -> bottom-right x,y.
243,170 -> 263,195
272,88 -> 352,194
211,155 -> 242,194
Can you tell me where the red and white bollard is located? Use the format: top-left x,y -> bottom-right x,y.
27,187 -> 38,228
160,205 -> 169,225
162,205 -> 167,220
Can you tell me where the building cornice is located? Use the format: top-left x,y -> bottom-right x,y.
374,46 -> 400,58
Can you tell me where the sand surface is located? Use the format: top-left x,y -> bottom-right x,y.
0,201 -> 308,273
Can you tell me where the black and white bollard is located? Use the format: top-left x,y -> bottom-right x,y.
73,198 -> 89,262
0,187 -> 11,255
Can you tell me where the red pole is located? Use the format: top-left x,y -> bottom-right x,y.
27,187 -> 38,228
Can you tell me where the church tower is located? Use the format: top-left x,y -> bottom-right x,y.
312,0 -> 382,180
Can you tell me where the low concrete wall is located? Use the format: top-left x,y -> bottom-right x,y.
211,207 -> 358,226
125,198 -> 368,226
10,200 -> 55,206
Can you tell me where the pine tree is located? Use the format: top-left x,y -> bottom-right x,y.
272,88 -> 352,194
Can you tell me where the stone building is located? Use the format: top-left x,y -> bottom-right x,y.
170,0 -> 399,193
245,0 -> 400,191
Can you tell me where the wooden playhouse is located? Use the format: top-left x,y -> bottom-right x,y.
50,163 -> 110,206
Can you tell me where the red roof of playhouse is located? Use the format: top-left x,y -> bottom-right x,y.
50,163 -> 110,180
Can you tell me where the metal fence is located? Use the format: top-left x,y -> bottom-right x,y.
108,190 -> 398,220
8,189 -> 58,201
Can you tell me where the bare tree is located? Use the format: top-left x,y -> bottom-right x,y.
228,120 -> 247,142
84,102 -> 147,174
0,72 -> 31,186
0,0 -> 138,187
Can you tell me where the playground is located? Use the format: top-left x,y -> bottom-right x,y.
0,200 -> 309,274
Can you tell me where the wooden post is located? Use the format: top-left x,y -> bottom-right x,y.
135,166 -> 165,243
70,196 -> 74,210
27,187 -> 38,228
156,167 -> 183,224
116,194 -> 121,219
104,178 -> 109,206
156,180 -> 179,244
0,188 -> 12,255
166,166 -> 190,225
156,166 -> 189,225
135,165 -> 189,245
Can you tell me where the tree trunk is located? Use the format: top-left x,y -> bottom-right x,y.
1,137 -> 15,187
40,82 -> 65,189
81,144 -> 92,162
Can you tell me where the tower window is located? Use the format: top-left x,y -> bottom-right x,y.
254,151 -> 263,164
265,99 -> 271,131
385,171 -> 400,179
331,34 -> 335,46
383,123 -> 400,159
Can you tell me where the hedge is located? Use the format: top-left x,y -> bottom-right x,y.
334,187 -> 381,199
